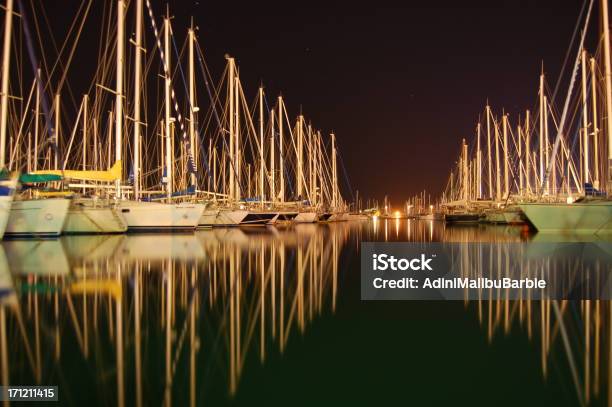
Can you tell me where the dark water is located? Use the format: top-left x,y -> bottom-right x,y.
2,220 -> 611,406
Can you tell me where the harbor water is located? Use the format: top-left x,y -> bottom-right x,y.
3,219 -> 612,406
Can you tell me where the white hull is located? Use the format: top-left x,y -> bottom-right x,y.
63,200 -> 127,234
119,201 -> 204,231
0,175 -> 17,239
0,196 -> 11,239
213,209 -> 249,226
328,212 -> 348,222
198,208 -> 219,228
6,198 -> 70,238
294,211 -> 318,223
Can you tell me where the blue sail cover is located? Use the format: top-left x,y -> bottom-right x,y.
585,183 -> 606,197
0,186 -> 13,196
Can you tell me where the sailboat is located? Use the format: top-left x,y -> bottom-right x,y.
6,195 -> 70,238
28,162 -> 127,234
0,0 -> 69,238
521,0 -> 612,235
119,7 -> 204,231
444,139 -> 482,223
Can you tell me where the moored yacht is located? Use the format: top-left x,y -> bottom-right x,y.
6,197 -> 70,238
520,199 -> 612,234
294,211 -> 317,223
119,201 -> 205,232
241,210 -> 278,225
63,198 -> 127,234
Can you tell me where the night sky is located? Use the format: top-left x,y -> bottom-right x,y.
47,0 -> 587,206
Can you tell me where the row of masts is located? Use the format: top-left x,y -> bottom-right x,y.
445,65 -> 609,205
0,0 -> 346,212
444,0 -> 612,207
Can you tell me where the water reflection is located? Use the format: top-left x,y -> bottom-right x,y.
2,223 -> 351,406
1,219 -> 611,406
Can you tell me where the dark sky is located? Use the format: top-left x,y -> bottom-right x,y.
44,0 -> 588,205
178,0 -> 586,205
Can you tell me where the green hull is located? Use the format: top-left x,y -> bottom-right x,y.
519,201 -> 612,234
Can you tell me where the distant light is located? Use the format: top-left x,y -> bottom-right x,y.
566,196 -> 575,204
394,211 -> 400,218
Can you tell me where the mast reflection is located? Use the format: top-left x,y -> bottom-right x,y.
3,223 -> 352,405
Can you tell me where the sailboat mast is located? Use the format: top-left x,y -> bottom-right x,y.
270,108 -> 275,204
235,73 -> 241,201
462,139 -> 469,203
133,0 -> 142,199
539,73 -> 545,194
83,95 -> 88,194
525,110 -> 531,193
34,68 -> 40,171
503,114 -> 509,198
331,133 -> 338,209
164,17 -> 172,200
494,115 -> 501,201
486,104 -> 493,199
259,86 -> 264,207
308,123 -> 313,204
0,0 -> 13,168
228,57 -> 235,201
581,49 -> 590,186
315,130 -> 321,206
544,95 -> 551,194
602,0 -> 612,191
297,114 -> 303,199
188,24 -> 197,187
297,115 -> 304,200
116,0 -> 125,198
55,94 -> 60,170
518,120 -> 523,194
591,57 -> 600,188
476,122 -> 482,199
278,96 -> 284,203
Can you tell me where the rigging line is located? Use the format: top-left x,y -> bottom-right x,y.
550,0 -> 589,106
38,0 -> 91,115
144,0 -> 196,176
336,146 -> 354,202
169,30 -> 214,185
542,0 -> 594,196
193,41 -> 226,178
196,54 -> 245,196
16,1 -> 54,157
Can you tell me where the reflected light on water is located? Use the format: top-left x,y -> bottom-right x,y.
1,219 -> 611,406
1,224 -> 351,406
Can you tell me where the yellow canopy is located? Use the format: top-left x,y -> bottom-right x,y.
70,279 -> 122,300
30,160 -> 122,182
34,190 -> 74,198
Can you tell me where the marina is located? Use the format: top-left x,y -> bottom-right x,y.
0,0 -> 612,406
